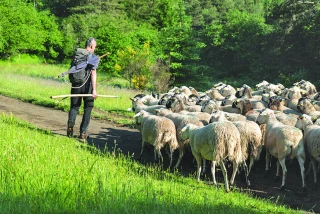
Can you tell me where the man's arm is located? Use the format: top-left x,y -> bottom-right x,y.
91,69 -> 97,98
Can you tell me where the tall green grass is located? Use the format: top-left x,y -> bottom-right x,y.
0,114 -> 299,213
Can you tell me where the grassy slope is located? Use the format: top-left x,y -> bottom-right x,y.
0,114 -> 298,213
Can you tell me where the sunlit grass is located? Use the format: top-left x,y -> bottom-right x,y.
0,63 -> 141,125
0,114 -> 300,213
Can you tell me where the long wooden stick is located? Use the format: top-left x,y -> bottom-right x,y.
50,94 -> 118,99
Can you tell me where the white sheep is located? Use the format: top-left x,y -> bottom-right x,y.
295,114 -> 320,188
130,97 -> 165,114
134,110 -> 179,167
180,121 -> 243,192
210,111 -> 263,186
256,108 -> 306,191
154,108 -> 204,168
297,97 -> 320,118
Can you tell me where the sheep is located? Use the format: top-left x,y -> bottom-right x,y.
283,86 -> 306,112
256,108 -> 306,191
201,99 -> 241,114
166,94 -> 202,112
154,108 -> 204,168
293,80 -> 317,96
130,97 -> 165,114
232,98 -> 297,126
205,89 -> 225,101
220,84 -> 236,97
235,85 -> 267,109
295,114 -> 320,188
297,97 -> 320,117
221,94 -> 237,106
232,98 -> 262,122
134,110 -> 179,167
213,111 -> 247,122
210,111 -> 263,186
140,94 -> 159,106
180,110 -> 212,125
180,121 -> 243,192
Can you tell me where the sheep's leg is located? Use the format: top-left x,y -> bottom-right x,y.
248,156 -> 254,175
274,160 -> 281,181
242,161 -> 251,187
278,158 -> 287,190
264,150 -> 271,177
195,156 -> 202,182
155,148 -> 163,165
297,156 -> 306,189
230,160 -> 239,187
174,147 -> 184,169
138,140 -> 145,160
220,160 -> 230,192
202,159 -> 207,175
168,146 -> 173,168
311,157 -> 318,188
211,161 -> 217,185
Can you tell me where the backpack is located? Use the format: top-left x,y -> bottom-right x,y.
68,48 -> 93,85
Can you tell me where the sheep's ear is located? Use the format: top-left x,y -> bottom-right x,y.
299,115 -> 303,119
130,98 -> 134,101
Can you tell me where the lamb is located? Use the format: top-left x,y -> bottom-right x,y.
211,111 -> 247,122
295,114 -> 320,188
256,108 -> 306,191
180,121 -> 243,192
134,110 -> 179,167
154,108 -> 204,168
210,111 -> 263,186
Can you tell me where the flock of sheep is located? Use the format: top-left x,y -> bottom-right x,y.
130,80 -> 320,193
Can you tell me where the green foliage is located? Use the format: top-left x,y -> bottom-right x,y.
0,1 -> 62,59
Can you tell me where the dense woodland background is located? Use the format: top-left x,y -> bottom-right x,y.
1,0 -> 320,91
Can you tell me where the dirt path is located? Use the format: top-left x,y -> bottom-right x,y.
0,95 -> 319,213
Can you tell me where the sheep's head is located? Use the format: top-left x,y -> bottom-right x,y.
256,109 -> 274,125
210,110 -> 227,123
295,114 -> 313,130
201,100 -> 219,114
180,124 -> 193,141
297,97 -> 314,112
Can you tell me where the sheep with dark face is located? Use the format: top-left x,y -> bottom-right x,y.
166,94 -> 202,113
257,109 -> 306,191
135,110 -> 179,167
180,121 -> 242,192
235,84 -> 267,110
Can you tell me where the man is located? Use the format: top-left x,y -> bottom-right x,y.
67,37 -> 98,141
